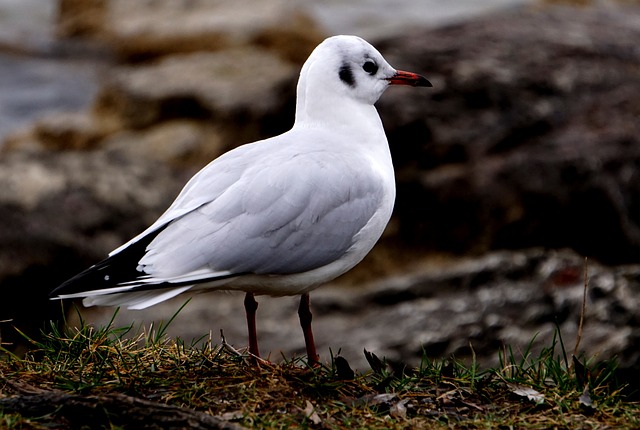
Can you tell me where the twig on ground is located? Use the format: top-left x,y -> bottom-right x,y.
0,377 -> 245,430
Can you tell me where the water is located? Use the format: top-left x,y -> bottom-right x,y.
0,0 -> 54,49
0,0 -> 102,147
309,0 -> 534,40
0,53 -> 102,145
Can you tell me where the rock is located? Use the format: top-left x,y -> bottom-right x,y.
55,0 -> 326,62
93,48 -> 298,156
3,111 -> 104,153
0,150 -> 184,351
316,248 -> 640,371
375,4 -> 640,264
101,120 -> 224,169
4,47 -> 298,166
56,0 -> 107,39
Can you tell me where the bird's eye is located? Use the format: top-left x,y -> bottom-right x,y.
362,60 -> 378,75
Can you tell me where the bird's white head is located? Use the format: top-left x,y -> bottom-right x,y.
295,35 -> 431,125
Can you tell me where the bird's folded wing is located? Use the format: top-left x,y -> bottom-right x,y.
137,150 -> 384,280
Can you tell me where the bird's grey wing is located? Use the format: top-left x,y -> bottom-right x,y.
109,138 -> 268,256
137,150 -> 386,280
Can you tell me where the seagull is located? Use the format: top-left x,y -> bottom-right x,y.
51,35 -> 431,365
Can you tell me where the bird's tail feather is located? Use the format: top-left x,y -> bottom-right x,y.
82,286 -> 193,309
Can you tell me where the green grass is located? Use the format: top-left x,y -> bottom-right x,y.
0,307 -> 638,429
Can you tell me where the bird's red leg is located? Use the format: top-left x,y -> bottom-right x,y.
298,293 -> 320,366
244,292 -> 260,358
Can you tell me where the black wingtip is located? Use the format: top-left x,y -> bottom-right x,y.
49,260 -> 115,298
50,227 -> 166,299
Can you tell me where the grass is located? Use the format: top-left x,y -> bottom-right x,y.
0,305 -> 638,429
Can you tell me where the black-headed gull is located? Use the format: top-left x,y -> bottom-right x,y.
51,35 -> 431,365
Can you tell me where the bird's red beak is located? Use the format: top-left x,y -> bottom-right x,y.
387,70 -> 432,87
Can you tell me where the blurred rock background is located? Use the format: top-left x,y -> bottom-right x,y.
1,0 -> 640,380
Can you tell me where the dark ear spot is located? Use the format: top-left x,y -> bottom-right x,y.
339,63 -> 355,87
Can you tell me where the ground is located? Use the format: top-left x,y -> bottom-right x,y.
0,313 -> 638,429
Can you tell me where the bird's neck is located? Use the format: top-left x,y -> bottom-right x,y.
294,95 -> 385,137
291,99 -> 392,173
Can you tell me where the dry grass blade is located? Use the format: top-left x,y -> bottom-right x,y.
573,257 -> 589,358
